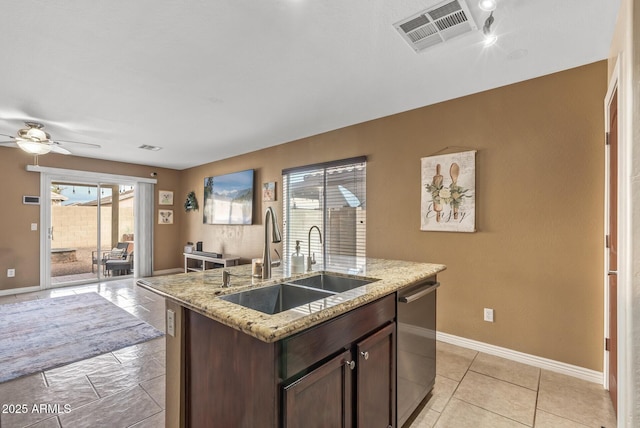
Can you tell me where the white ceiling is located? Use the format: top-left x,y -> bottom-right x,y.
0,0 -> 621,170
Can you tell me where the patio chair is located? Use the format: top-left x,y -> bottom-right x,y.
93,242 -> 129,275
105,251 -> 134,276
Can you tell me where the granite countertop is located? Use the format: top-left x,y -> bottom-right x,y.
137,258 -> 446,343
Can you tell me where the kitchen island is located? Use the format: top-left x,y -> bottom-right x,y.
137,258 -> 446,427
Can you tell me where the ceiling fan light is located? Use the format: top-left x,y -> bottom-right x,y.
483,33 -> 498,46
479,0 -> 496,11
482,11 -> 497,46
16,139 -> 52,155
26,128 -> 48,141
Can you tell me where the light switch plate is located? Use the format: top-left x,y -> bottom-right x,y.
167,309 -> 175,336
483,308 -> 494,322
7,269 -> 15,278
31,223 -> 38,231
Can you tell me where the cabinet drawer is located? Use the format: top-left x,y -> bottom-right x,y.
281,294 -> 395,379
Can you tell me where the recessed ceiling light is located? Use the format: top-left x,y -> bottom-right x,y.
479,0 -> 496,11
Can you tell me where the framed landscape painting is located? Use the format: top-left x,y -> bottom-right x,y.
203,169 -> 254,225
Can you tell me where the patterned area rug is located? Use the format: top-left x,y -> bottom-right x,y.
0,292 -> 164,383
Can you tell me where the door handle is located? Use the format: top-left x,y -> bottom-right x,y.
361,351 -> 369,360
608,271 -> 618,276
48,227 -> 54,241
344,360 -> 355,370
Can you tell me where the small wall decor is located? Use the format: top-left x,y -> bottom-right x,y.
263,181 -> 276,202
158,209 -> 174,224
421,150 -> 476,232
159,190 -> 174,205
184,191 -> 199,212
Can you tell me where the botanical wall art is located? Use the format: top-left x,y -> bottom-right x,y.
203,169 -> 254,225
421,150 -> 476,232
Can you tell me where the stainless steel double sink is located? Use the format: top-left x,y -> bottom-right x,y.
219,273 -> 376,315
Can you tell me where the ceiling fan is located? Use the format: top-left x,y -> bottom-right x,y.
0,121 -> 101,155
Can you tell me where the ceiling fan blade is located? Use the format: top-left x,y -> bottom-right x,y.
54,139 -> 101,149
0,141 -> 18,147
49,143 -> 72,155
0,133 -> 15,138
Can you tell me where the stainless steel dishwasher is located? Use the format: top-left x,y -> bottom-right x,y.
397,278 -> 440,427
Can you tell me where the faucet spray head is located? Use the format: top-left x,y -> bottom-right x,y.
268,207 -> 282,243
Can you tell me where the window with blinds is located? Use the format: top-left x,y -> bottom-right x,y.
282,157 -> 366,273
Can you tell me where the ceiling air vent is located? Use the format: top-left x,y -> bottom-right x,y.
394,0 -> 478,52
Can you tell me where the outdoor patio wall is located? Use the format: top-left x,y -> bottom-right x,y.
0,152 -> 182,291
50,206 -> 134,249
178,61 -> 607,371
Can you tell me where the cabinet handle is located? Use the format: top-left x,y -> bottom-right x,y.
344,360 -> 356,370
360,351 -> 369,360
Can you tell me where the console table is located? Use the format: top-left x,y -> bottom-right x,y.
184,253 -> 240,273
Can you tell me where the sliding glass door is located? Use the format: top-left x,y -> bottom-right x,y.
47,180 -> 136,287
34,165 -> 156,289
50,182 -> 100,285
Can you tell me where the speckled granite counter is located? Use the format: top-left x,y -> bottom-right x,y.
137,258 -> 445,343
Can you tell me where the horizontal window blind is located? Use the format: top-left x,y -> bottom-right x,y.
282,157 -> 366,273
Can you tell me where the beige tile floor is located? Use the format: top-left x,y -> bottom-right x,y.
0,279 -> 618,428
0,279 -> 166,428
409,342 -> 618,428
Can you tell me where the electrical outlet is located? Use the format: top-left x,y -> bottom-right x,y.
483,308 -> 494,322
167,309 -> 175,337
7,269 -> 15,278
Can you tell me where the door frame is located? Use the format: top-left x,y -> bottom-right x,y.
604,54 -> 631,421
603,58 -> 618,391
28,165 -> 156,289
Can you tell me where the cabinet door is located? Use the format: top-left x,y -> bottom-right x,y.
283,349 -> 353,428
357,323 -> 396,428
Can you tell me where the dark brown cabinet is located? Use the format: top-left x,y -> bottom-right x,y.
282,322 -> 396,428
283,350 -> 353,428
184,294 -> 396,427
356,323 -> 396,428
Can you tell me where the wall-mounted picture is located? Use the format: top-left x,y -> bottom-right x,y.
263,181 -> 276,202
159,190 -> 173,205
421,150 -> 476,232
203,169 -> 254,225
158,209 -> 174,224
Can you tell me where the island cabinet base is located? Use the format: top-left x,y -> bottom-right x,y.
182,294 -> 396,427
185,309 -> 279,427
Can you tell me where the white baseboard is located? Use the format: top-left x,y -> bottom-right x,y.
436,331 -> 604,385
0,285 -> 41,297
152,268 -> 183,276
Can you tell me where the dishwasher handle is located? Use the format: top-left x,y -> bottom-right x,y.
398,282 -> 440,303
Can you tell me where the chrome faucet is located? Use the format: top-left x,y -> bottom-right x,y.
222,270 -> 231,287
222,269 -> 252,287
262,207 -> 282,279
307,225 -> 323,272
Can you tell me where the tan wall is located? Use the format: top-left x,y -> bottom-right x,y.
0,61 -> 608,370
0,150 -> 182,290
179,62 -> 607,370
